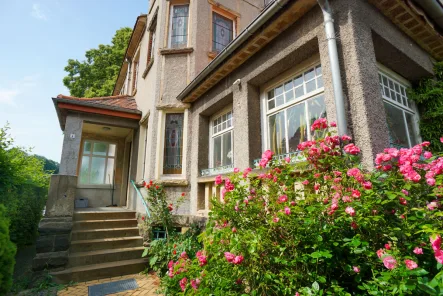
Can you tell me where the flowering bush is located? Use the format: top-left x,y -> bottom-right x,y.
159,120 -> 443,295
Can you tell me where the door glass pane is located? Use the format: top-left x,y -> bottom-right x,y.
405,112 -> 419,147
90,157 -> 106,184
384,102 -> 409,148
105,158 -> 115,185
222,131 -> 232,166
308,95 -> 327,138
287,103 -> 307,152
268,111 -> 286,155
83,141 -> 91,154
213,12 -> 233,52
163,113 -> 184,174
93,142 -> 107,156
213,135 -> 222,168
79,156 -> 90,184
108,144 -> 116,157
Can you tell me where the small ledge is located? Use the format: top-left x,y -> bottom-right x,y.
156,102 -> 191,110
156,179 -> 189,187
207,51 -> 218,59
142,60 -> 154,79
160,47 -> 194,56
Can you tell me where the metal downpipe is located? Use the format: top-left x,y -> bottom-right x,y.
318,0 -> 347,136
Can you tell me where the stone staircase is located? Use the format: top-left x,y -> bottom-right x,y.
51,209 -> 148,283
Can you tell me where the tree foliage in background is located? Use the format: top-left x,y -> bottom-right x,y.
0,205 -> 16,295
63,27 -> 132,98
409,62 -> 443,152
0,125 -> 50,247
35,155 -> 60,174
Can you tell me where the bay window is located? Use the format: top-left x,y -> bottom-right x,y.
169,4 -> 189,48
79,141 -> 116,185
163,113 -> 184,175
212,12 -> 234,53
264,64 -> 326,156
378,68 -> 420,148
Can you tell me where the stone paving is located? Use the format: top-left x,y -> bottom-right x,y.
57,273 -> 160,296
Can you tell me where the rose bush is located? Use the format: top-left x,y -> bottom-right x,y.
158,120 -> 443,295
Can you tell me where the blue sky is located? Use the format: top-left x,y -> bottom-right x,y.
0,0 -> 147,162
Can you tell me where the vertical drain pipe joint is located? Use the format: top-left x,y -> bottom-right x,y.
318,0 -> 348,136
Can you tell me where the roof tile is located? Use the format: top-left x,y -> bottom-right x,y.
56,94 -> 139,112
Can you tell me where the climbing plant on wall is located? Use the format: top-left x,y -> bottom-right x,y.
409,62 -> 443,152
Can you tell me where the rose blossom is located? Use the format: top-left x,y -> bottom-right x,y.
430,235 -> 442,252
215,175 -> 223,185
413,247 -> 423,255
405,259 -> 418,270
383,255 -> 397,270
302,180 -> 309,185
353,266 -> 360,273
385,243 -> 391,250
427,178 -> 436,186
233,255 -> 244,265
424,151 -> 433,159
278,195 -> 288,203
345,206 -> 355,216
351,221 -> 358,230
224,252 -> 235,262
377,249 -> 385,259
234,167 -> 240,173
435,249 -> 443,264
284,207 -> 291,215
179,277 -> 188,291
191,278 -> 201,290
401,189 -> 409,195
273,217 -> 280,223
344,143 -> 361,155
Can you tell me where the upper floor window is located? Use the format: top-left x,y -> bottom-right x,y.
163,113 -> 184,175
212,12 -> 234,53
79,141 -> 116,185
169,4 -> 189,48
148,18 -> 157,64
133,60 -> 139,92
264,64 -> 325,155
210,109 -> 233,169
378,68 -> 420,148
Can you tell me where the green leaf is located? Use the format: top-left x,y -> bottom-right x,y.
312,281 -> 320,291
142,248 -> 149,257
418,283 -> 438,295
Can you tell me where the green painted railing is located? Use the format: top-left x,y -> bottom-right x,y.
131,180 -> 151,218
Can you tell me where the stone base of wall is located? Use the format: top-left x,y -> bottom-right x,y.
32,217 -> 73,271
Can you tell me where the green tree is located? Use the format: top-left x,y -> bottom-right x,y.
63,27 -> 132,98
35,155 -> 60,174
0,204 -> 16,295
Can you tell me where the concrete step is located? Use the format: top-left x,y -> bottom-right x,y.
73,219 -> 138,231
70,237 -> 143,253
74,211 -> 136,221
71,227 -> 140,241
51,258 -> 148,284
68,247 -> 145,267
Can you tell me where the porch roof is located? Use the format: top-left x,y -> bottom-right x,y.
53,94 -> 142,131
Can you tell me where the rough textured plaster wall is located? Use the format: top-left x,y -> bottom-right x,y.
161,54 -> 189,103
59,114 -> 83,176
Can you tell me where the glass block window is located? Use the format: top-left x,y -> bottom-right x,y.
163,113 -> 184,175
169,5 -> 189,48
79,141 -> 116,185
211,110 -> 233,168
378,70 -> 419,148
212,12 -> 234,53
265,64 -> 325,155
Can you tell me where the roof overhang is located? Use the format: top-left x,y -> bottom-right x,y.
112,14 -> 147,96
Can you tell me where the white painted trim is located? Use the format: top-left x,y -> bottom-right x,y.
209,106 -> 233,169
78,140 -> 117,186
377,63 -> 411,87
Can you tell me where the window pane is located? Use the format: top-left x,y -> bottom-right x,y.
213,12 -> 233,52
308,95 -> 327,137
163,113 -> 184,174
317,76 -> 324,88
105,158 -> 115,184
108,144 -> 116,157
213,135 -> 222,168
384,102 -> 409,148
90,157 -> 106,184
405,112 -> 419,147
170,5 -> 189,48
222,131 -> 233,166
93,142 -> 107,156
287,103 -> 307,152
83,141 -> 91,154
268,99 -> 275,110
294,75 -> 303,87
306,80 -> 316,93
275,95 -> 284,107
304,68 -> 315,81
269,111 -> 286,155
79,156 -> 90,184
295,86 -> 304,98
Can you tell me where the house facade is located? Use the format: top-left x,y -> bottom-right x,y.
49,0 -> 443,221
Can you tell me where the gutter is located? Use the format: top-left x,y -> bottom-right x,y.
411,0 -> 443,32
177,0 -> 290,101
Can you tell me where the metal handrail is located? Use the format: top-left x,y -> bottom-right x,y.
131,180 -> 151,218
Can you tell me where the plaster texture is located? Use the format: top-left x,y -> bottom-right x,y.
59,115 -> 82,176
46,175 -> 77,217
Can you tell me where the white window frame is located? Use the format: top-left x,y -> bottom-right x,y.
211,11 -> 236,53
79,140 -> 117,186
155,109 -> 189,179
209,107 -> 234,169
260,61 -> 325,154
168,4 -> 190,49
378,64 -> 421,148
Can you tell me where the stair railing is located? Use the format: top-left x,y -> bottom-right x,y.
130,180 -> 151,218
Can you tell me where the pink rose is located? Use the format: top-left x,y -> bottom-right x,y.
278,195 -> 288,203
341,135 -> 352,142
273,217 -> 279,223
353,266 -> 360,273
233,255 -> 244,265
427,178 -> 436,186
376,249 -> 385,259
362,181 -> 372,190
224,252 -> 235,262
435,249 -> 443,264
399,197 -> 407,205
180,251 -> 188,259
430,235 -> 442,252
440,137 -> 443,143
385,243 -> 391,250
290,201 -> 296,206
234,167 -> 240,173
413,247 -> 423,255
330,121 -> 337,127
424,151 -> 432,159
232,227 -> 237,233
284,207 -> 291,215
314,183 -> 320,191
404,259 -> 418,270
401,189 -> 409,196
383,255 -> 397,270
285,157 -> 291,163
345,206 -> 355,216
191,278 -> 201,290
215,175 -> 223,185
344,143 -> 361,155
302,180 -> 309,185
179,277 -> 188,291
351,221 -> 358,230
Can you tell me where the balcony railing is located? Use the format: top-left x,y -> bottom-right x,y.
201,164 -> 234,176
253,151 -> 305,168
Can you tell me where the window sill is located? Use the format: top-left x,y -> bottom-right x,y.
77,184 -> 115,189
207,51 -> 218,59
201,165 -> 234,177
160,47 -> 194,56
155,178 -> 188,187
142,59 -> 154,79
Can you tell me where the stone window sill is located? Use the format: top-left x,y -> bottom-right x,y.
142,59 -> 154,79
160,47 -> 194,56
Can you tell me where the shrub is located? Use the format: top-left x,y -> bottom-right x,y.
0,204 -> 17,295
159,119 -> 443,295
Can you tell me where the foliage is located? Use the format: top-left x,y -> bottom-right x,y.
63,27 -> 132,98
409,62 -> 443,152
0,204 -> 17,295
157,119 -> 443,295
0,125 -> 49,246
35,155 -> 60,174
